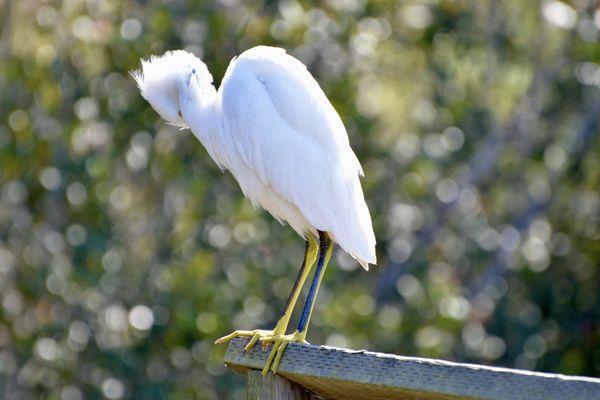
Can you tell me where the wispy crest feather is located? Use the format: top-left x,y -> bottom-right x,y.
130,50 -> 212,127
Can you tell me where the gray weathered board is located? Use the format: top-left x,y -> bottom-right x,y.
223,337 -> 600,400
246,371 -> 320,400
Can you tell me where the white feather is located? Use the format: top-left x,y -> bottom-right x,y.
132,46 -> 376,269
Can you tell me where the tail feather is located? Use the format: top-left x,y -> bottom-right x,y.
328,176 -> 376,270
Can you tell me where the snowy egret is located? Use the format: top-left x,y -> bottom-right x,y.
132,46 -> 376,375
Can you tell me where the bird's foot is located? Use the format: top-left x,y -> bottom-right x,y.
214,329 -> 277,350
258,330 -> 307,376
215,329 -> 307,376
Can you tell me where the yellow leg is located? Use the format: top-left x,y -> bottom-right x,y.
262,232 -> 333,375
215,234 -> 319,375
271,234 -> 318,335
295,234 -> 333,338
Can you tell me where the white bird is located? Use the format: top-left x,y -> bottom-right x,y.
132,46 -> 376,375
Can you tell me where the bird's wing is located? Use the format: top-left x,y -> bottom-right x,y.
219,46 -> 375,267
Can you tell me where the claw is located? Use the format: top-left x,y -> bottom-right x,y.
216,328 -> 307,376
262,341 -> 279,376
271,340 -> 289,373
215,329 -> 270,345
214,329 -> 256,344
262,330 -> 307,376
245,334 -> 261,352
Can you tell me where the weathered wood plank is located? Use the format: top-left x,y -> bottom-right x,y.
223,337 -> 600,400
247,371 -> 319,400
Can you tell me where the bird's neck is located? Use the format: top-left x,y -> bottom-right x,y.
180,85 -> 228,169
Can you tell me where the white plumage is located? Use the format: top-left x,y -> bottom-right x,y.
133,46 -> 376,269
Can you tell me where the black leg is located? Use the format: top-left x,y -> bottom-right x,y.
297,231 -> 332,334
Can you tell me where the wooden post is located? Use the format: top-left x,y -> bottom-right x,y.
223,337 -> 600,400
246,371 -> 318,400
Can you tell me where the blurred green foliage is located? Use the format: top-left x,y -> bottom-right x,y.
1,0 -> 599,398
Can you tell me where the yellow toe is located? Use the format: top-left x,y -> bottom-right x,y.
216,328 -> 307,375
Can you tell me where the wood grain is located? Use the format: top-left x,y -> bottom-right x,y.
247,371 -> 319,400
223,337 -> 600,400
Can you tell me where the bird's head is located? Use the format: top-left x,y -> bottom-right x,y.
131,50 -> 213,127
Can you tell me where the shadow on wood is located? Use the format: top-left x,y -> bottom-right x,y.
247,371 -> 320,400
223,337 -> 600,400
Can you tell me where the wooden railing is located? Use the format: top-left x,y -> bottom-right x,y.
223,337 -> 600,399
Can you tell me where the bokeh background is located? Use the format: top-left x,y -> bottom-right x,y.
1,0 -> 599,398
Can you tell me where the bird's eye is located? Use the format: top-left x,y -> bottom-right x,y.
191,68 -> 196,74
